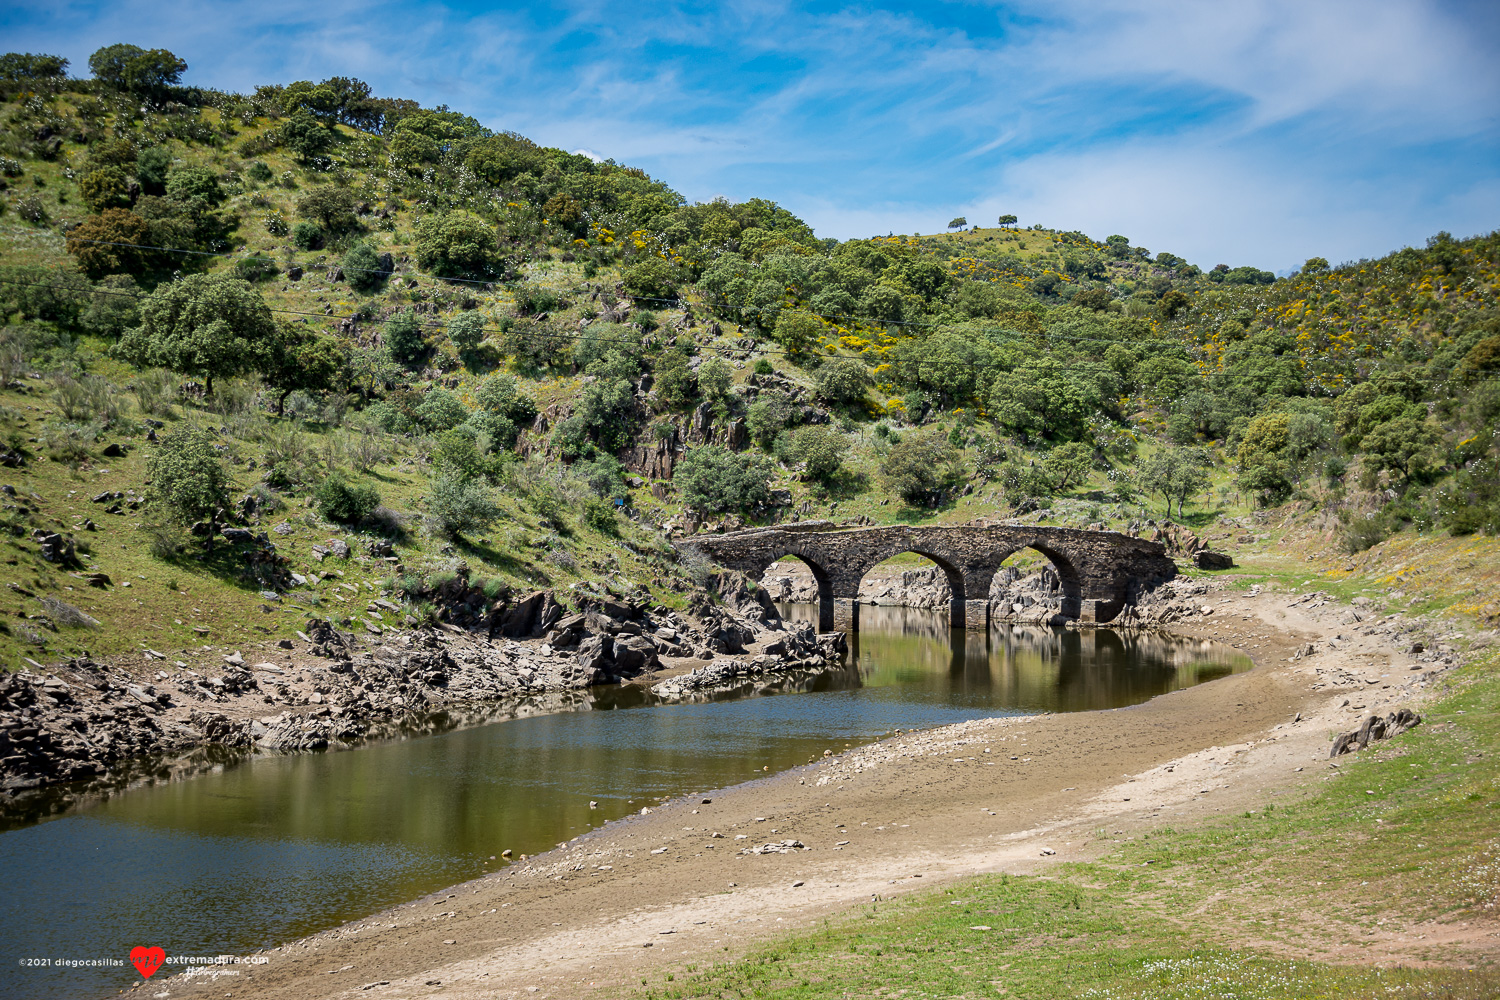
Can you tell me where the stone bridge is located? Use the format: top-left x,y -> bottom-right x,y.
680,522 -> 1176,631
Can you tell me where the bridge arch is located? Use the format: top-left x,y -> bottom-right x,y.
759,552 -> 837,631
680,522 -> 1176,631
844,546 -> 968,631
985,543 -> 1084,622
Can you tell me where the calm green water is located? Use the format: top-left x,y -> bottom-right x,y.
0,607 -> 1247,998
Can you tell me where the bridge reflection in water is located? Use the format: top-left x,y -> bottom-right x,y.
778,603 -> 1249,714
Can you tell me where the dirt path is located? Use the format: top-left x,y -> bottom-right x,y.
156,588 -> 1452,1000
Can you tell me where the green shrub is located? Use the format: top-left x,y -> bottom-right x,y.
572,452 -> 627,498
146,425 -> 232,528
747,390 -> 798,447
291,221 -> 323,250
385,308 -> 426,364
234,254 -> 279,282
814,358 -> 870,405
313,472 -> 381,523
775,424 -> 847,484
622,256 -> 679,301
414,211 -> 501,279
427,472 -> 503,537
997,460 -> 1055,501
581,495 -> 618,534
132,369 -> 178,416
881,429 -> 966,506
343,242 -> 389,292
1339,515 -> 1390,554
415,388 -> 469,431
53,375 -> 119,425
676,445 -> 774,514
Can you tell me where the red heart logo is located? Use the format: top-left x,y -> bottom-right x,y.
130,946 -> 165,979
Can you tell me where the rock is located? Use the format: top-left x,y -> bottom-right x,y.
34,532 -> 76,565
496,591 -> 562,638
1331,708 -> 1421,757
741,839 -> 805,855
101,442 -> 126,458
328,539 -> 351,559
222,527 -> 257,546
575,634 -> 615,682
224,652 -> 245,666
612,634 -> 659,676
84,572 -> 111,588
1194,550 -> 1234,570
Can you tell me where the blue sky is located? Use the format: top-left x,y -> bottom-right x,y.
5,0 -> 1498,272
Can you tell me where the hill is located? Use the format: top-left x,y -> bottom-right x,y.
0,45 -> 1498,668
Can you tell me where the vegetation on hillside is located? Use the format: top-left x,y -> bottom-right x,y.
0,45 -> 1497,666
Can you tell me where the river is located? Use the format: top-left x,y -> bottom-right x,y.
0,607 -> 1248,998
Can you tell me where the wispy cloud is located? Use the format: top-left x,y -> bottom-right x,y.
2,0 -> 1495,268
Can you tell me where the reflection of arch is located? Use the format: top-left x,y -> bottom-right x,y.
762,552 -> 835,631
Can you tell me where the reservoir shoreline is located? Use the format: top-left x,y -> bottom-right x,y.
182,581 -> 1453,1000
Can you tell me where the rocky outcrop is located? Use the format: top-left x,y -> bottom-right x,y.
1,578 -> 846,810
650,627 -> 847,700
1330,708 -> 1421,757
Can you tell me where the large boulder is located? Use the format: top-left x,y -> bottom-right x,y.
612,634 -> 659,676
1194,550 -> 1235,570
497,591 -> 563,637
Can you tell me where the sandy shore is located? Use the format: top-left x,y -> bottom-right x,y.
153,586 -> 1449,1000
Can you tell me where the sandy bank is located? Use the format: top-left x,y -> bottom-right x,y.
158,585 -> 1462,1000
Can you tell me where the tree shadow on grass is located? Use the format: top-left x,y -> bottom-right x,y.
810,469 -> 870,503
891,503 -> 952,524
1173,509 -> 1225,531
453,535 -> 531,577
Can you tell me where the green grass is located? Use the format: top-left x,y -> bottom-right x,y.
631,652 -> 1500,999
0,360 -> 690,669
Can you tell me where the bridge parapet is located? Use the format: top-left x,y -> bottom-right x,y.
679,523 -> 1175,630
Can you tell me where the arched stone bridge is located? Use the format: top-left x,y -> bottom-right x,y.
680,522 -> 1176,631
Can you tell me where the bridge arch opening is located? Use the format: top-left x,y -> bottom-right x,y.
758,554 -> 835,630
989,545 -> 1083,623
854,551 -> 962,610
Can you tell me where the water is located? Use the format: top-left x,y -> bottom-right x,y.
0,608 -> 1248,998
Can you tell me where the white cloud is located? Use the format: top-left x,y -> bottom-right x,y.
3,0 -> 1493,265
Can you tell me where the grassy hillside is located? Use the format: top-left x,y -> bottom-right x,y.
0,49 -> 1498,669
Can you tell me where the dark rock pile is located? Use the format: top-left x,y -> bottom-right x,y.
1,578 -> 846,809
650,626 -> 847,699
1330,708 -> 1422,757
